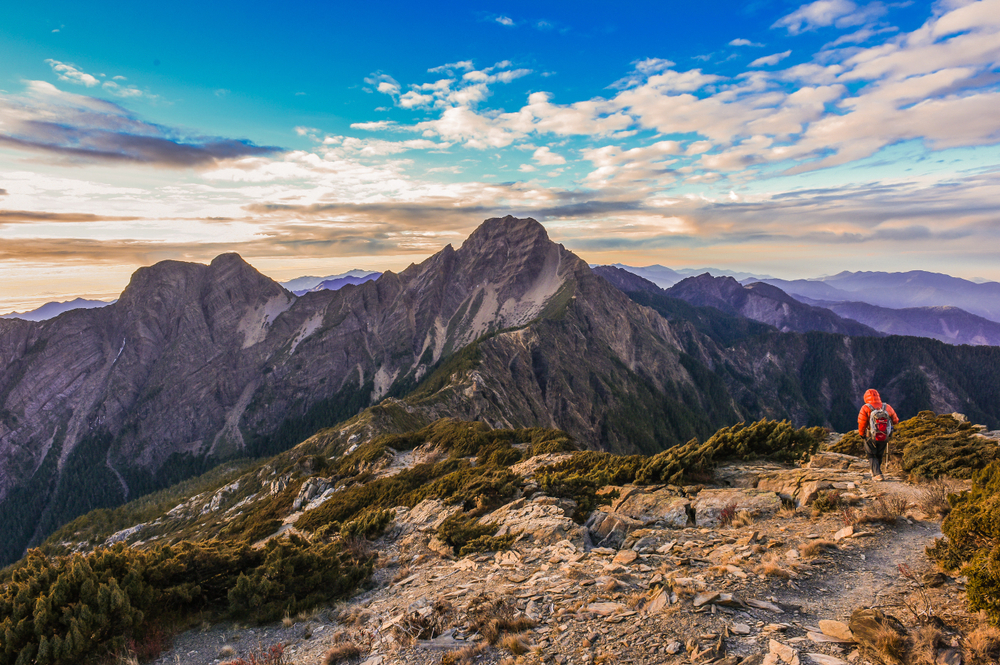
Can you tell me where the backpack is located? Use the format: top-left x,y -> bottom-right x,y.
868,406 -> 892,442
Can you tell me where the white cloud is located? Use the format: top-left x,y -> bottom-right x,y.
532,146 -> 565,165
495,16 -> 514,26
750,50 -> 793,67
351,121 -> 398,131
428,61 -> 475,73
729,38 -> 764,47
772,0 -> 862,34
45,59 -> 100,87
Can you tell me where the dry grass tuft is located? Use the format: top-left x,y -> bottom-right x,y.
718,501 -> 740,527
625,591 -> 646,609
599,577 -> 620,593
501,633 -> 531,655
323,642 -> 362,665
281,614 -> 294,628
964,624 -> 1000,665
778,503 -> 799,518
800,539 -> 838,558
392,566 -> 413,584
731,510 -> 755,528
755,553 -> 795,579
861,494 -> 910,523
440,643 -> 488,665
917,478 -> 964,518
466,594 -> 536,645
218,645 -> 237,658
910,624 -> 944,665
873,625 -> 909,664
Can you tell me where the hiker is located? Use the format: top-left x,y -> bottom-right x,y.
857,388 -> 899,481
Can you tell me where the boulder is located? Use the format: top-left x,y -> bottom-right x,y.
390,499 -> 462,539
693,488 -> 782,526
586,510 -> 642,549
611,486 -> 691,527
485,498 -> 587,547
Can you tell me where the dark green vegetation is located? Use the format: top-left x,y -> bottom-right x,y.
831,411 -> 999,479
0,537 -> 371,665
538,419 -> 825,517
930,461 -> 1000,624
293,420 -> 571,533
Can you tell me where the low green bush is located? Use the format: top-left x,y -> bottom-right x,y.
0,537 -> 371,665
436,514 -> 514,556
538,420 -> 825,512
929,461 -> 1000,623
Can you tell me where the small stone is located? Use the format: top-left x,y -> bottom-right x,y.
770,639 -> 797,663
666,641 -> 683,654
694,591 -> 721,608
586,602 -> 625,616
834,526 -> 854,541
786,549 -> 800,560
612,550 -> 639,565
806,654 -> 848,665
819,619 -> 854,642
732,623 -> 752,635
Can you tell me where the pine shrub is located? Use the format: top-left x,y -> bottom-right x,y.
929,461 -> 1000,623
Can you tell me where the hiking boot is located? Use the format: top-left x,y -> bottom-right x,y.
873,474 -> 884,482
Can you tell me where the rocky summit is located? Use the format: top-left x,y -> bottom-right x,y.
4,216 -> 1000,567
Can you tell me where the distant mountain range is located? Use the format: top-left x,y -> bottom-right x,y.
605,264 -> 773,289
4,219 -> 1000,565
746,271 -> 1000,323
279,269 -> 379,293
1,298 -> 113,322
593,266 -> 881,338
289,272 -> 381,296
611,264 -> 1000,344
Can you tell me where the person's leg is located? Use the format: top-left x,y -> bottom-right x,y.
871,454 -> 883,479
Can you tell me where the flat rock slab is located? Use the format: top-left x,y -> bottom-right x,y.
693,488 -> 782,526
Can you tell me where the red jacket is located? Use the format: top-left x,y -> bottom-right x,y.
857,388 -> 899,437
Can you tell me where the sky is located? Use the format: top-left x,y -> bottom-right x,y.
1,0 -> 999,313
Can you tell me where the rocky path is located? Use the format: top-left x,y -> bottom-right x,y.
152,456 -> 971,665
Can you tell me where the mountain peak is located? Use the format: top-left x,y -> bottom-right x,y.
461,216 -> 549,253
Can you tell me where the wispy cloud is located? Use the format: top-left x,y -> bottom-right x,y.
729,38 -> 764,47
772,0 -> 887,34
45,59 -> 99,86
0,82 -> 282,167
749,50 -> 792,67
495,16 -> 515,26
45,59 -> 150,98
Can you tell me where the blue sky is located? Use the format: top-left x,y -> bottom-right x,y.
1,0 -> 999,311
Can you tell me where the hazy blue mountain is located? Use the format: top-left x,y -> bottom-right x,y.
293,272 -> 381,296
806,300 -> 1000,346
750,271 -> 1000,323
279,269 -> 378,293
610,264 -> 774,288
1,298 -> 114,322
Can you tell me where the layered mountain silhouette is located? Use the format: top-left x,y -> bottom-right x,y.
751,271 -> 1000,323
1,297 -> 113,321
3,217 -> 1000,565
